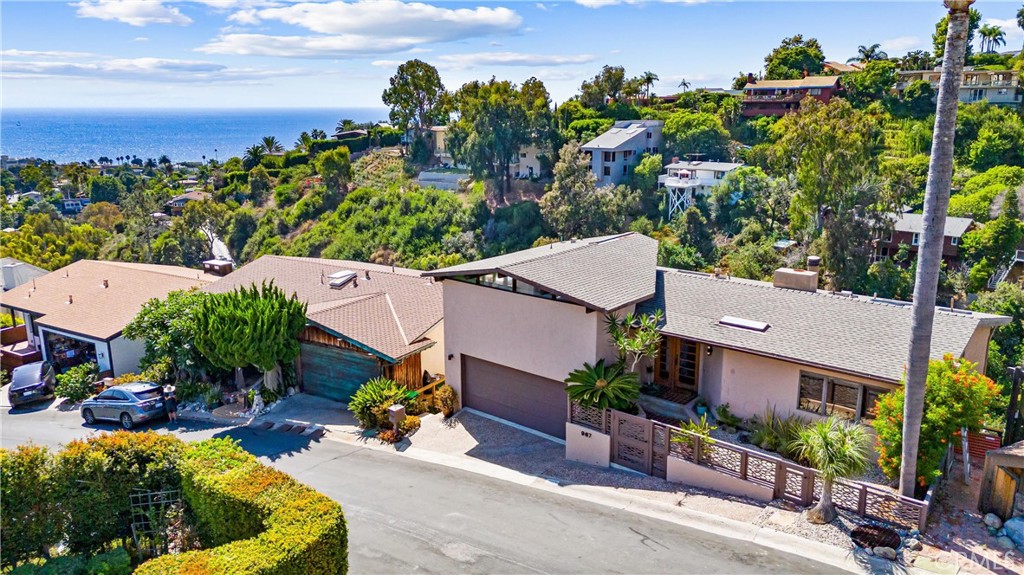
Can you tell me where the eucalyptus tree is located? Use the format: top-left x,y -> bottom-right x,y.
381,59 -> 446,140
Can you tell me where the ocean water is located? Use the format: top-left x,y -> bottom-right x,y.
0,108 -> 390,164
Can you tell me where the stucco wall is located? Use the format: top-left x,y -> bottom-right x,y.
666,457 -> 774,502
109,335 -> 146,377
962,325 -> 992,374
420,320 -> 446,376
441,280 -> 603,399
698,342 -> 724,406
565,422 -> 611,467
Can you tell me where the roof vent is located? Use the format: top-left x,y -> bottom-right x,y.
719,316 -> 769,332
364,270 -> 370,280
102,279 -> 109,289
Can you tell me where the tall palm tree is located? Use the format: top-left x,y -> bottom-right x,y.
295,131 -> 315,154
311,128 -> 327,140
789,417 -> 871,524
900,0 -> 973,499
677,78 -> 691,92
260,136 -> 284,154
849,43 -> 889,63
641,71 -> 659,100
978,24 -> 994,52
1018,6 -> 1024,51
243,145 -> 265,170
988,26 -> 1006,52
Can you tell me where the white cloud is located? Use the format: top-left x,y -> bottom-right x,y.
74,0 -> 192,26
437,52 -> 595,69
133,37 -> 150,42
576,0 -> 709,7
1,49 -> 96,59
984,18 -> 1024,44
535,3 -> 555,10
2,56 -> 304,83
202,0 -> 522,58
879,36 -> 924,53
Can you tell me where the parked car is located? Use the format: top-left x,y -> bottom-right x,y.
80,382 -> 166,429
6,361 -> 56,407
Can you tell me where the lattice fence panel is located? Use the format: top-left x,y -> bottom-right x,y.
863,488 -> 924,529
570,403 -> 607,433
746,455 -> 777,487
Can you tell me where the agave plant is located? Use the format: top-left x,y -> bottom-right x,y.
564,359 -> 640,411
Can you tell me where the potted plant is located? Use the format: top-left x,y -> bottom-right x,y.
694,395 -> 708,417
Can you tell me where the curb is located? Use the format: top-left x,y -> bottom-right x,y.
177,409 -> 328,439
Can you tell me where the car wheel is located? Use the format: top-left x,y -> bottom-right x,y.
120,413 -> 134,430
83,409 -> 96,424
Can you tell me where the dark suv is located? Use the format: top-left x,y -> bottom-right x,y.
7,361 -> 56,407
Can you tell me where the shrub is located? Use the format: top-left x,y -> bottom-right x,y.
747,406 -> 808,462
873,354 -> 999,489
348,378 -> 416,429
0,445 -> 61,568
378,429 -> 402,444
0,314 -> 24,328
435,383 -> 459,418
54,431 -> 186,554
55,362 -> 99,403
136,438 -> 348,575
399,415 -> 421,436
564,359 -> 640,411
714,403 -> 742,430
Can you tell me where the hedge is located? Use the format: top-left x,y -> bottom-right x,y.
134,438 -> 348,575
9,548 -> 132,575
310,138 -> 366,155
283,151 -> 310,168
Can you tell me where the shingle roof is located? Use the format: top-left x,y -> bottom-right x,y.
204,256 -> 442,362
888,213 -> 975,238
745,76 -> 841,90
582,120 -> 663,151
1,258 -> 48,291
3,260 -> 217,340
424,233 -> 658,312
639,269 -> 1010,383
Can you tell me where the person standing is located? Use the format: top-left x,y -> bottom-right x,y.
165,387 -> 178,423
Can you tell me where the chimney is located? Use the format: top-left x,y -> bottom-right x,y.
772,267 -> 818,293
806,256 -> 821,275
352,277 -> 358,288
747,72 -> 754,84
2,263 -> 18,291
102,279 -> 109,289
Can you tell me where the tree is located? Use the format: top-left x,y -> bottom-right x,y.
843,60 -> 898,107
763,35 -> 825,80
933,6 -> 981,58
1018,5 -> 1024,51
87,175 -> 125,204
901,80 -> 937,118
123,289 -> 223,382
677,78 -> 691,92
564,359 -> 640,411
849,43 -> 889,63
243,145 -> 265,171
381,59 -> 446,139
311,128 -> 327,140
540,141 -> 629,239
901,0 -> 973,499
674,205 -> 715,260
295,131 -> 315,155
193,282 -> 307,393
62,163 -> 89,197
898,50 -> 935,71
248,164 -> 272,204
641,71 -> 659,99
227,207 -> 258,258
0,445 -> 60,567
260,135 -> 284,154
971,282 -> 1024,382
181,199 -> 230,257
790,417 -> 871,524
579,65 -> 626,106
606,310 -> 664,376
78,201 -> 122,232
313,147 -> 353,194
663,111 -> 730,159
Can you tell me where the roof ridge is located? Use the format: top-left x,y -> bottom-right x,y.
306,292 -> 384,313
383,293 -> 410,346
503,232 -> 635,270
88,260 -> 210,282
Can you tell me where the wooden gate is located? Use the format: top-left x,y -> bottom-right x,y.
611,410 -> 653,474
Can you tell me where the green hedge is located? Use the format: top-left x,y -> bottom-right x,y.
283,150 -> 310,168
134,438 -> 348,575
9,548 -> 132,575
310,138 -> 366,155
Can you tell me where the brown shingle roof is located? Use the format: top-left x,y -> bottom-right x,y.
3,260 -> 217,340
746,76 -> 841,90
204,256 -> 442,362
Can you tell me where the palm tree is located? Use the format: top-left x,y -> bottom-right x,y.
677,78 -> 691,92
641,71 -> 659,100
1018,6 -> 1024,51
564,359 -> 640,411
295,131 -> 315,154
900,0 -> 973,499
311,128 -> 327,140
260,136 -> 283,154
243,145 -> 265,170
62,163 -> 88,197
988,26 -> 1006,52
789,417 -> 871,524
336,118 -> 357,133
849,43 -> 889,63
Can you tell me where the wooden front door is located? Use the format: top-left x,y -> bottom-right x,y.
655,336 -> 700,392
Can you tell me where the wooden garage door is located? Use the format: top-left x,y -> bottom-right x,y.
462,356 -> 567,439
300,342 -> 379,403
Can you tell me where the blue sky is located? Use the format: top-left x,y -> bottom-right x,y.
2,1 -> 1022,109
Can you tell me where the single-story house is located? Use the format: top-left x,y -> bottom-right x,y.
204,256 -> 444,402
2,260 -> 218,376
165,190 -> 210,216
424,233 -> 1010,439
874,212 -> 975,265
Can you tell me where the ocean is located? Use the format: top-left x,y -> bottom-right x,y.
0,108 -> 390,164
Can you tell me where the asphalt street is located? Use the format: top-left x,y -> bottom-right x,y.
1,398 -> 834,574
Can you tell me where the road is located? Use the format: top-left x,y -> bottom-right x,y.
1,400 -> 833,574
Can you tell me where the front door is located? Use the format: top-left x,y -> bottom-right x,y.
655,336 -> 700,392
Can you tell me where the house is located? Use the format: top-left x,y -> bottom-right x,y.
873,212 -> 975,265
510,143 -> 544,179
1,258 -> 48,292
1,260 -> 217,376
659,159 -> 744,219
582,120 -> 664,186
424,233 -> 1009,439
204,256 -> 444,402
896,67 -> 1022,108
61,197 -> 91,215
334,129 -> 369,140
165,190 -> 210,216
742,75 -> 841,117
823,61 -> 864,74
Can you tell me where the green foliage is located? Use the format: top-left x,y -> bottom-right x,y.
564,359 -> 640,411
8,548 -> 131,575
606,310 -> 664,374
135,438 -> 348,575
864,244 -> 915,300
381,59 -> 446,133
971,283 -> 1024,383
0,314 -> 24,328
399,414 -> 421,436
347,377 -> 417,429
313,147 -> 353,193
0,213 -> 109,271
955,102 -> 1024,170
873,355 -> 1000,488
565,118 -> 614,142
714,403 -> 742,429
748,406 -> 809,462
933,8 -> 982,58
124,289 -> 221,383
0,445 -> 61,568
480,201 -> 547,257
949,165 -> 1024,221
763,35 -> 825,80
193,282 -> 308,378
960,193 -> 1024,269
435,383 -> 459,418
843,61 -> 898,108
790,416 -> 871,482
657,240 -> 707,271
721,237 -> 783,282
663,110 -> 730,159
55,362 -> 98,403
87,176 -> 125,204
540,141 -> 633,239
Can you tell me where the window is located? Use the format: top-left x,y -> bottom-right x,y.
912,233 -> 920,246
520,152 -> 527,158
622,165 -> 628,175
652,146 -> 659,153
603,151 -> 616,162
809,88 -> 822,96
623,150 -> 632,159
676,340 -> 699,389
658,338 -> 670,379
646,131 -> 652,139
603,166 -> 611,176
714,171 -> 725,180
797,371 -> 887,422
950,236 -> 959,246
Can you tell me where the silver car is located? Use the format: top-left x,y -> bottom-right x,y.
80,382 -> 166,429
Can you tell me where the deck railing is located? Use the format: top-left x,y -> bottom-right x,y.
411,376 -> 446,410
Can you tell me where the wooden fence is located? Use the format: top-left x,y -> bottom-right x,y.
569,403 -> 931,532
411,376 -> 445,410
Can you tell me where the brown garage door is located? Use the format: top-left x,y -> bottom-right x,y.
461,356 -> 566,439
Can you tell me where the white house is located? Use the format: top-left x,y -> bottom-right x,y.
510,143 -> 544,179
582,120 -> 664,186
659,159 -> 744,219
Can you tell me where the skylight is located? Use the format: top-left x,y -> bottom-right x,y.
719,316 -> 770,332
328,270 -> 356,289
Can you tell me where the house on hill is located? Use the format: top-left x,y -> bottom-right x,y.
659,159 -> 744,219
742,75 -> 841,117
581,120 -> 664,186
873,212 -> 975,266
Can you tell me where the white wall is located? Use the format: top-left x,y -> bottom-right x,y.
109,335 -> 146,377
441,280 -> 605,400
420,320 -> 446,376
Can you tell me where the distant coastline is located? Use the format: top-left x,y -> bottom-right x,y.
0,107 -> 389,164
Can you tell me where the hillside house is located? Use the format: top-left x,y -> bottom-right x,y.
742,76 -> 841,117
582,120 -> 664,186
660,159 -> 744,219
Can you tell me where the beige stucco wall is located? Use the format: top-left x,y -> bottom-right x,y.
110,335 -> 146,377
565,422 -> 611,467
698,342 -> 724,406
961,326 -> 992,374
441,280 -> 606,400
420,320 -> 445,376
666,457 -> 774,502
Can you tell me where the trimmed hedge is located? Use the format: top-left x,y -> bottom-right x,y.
135,438 -> 347,575
10,548 -> 132,575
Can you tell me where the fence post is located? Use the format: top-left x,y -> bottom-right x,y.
857,484 -> 868,516
693,434 -> 701,465
801,470 -> 815,506
773,463 -> 786,499
739,451 -> 748,481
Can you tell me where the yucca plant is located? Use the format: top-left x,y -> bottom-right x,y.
788,416 -> 871,524
564,359 -> 640,411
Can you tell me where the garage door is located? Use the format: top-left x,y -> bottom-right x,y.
462,356 -> 567,439
300,342 -> 379,402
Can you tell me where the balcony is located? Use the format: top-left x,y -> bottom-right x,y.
743,93 -> 804,102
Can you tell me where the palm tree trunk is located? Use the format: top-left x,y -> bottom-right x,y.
899,0 -> 973,498
808,477 -> 837,524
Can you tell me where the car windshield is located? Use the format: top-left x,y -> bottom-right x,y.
132,388 -> 163,401
10,366 -> 41,388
